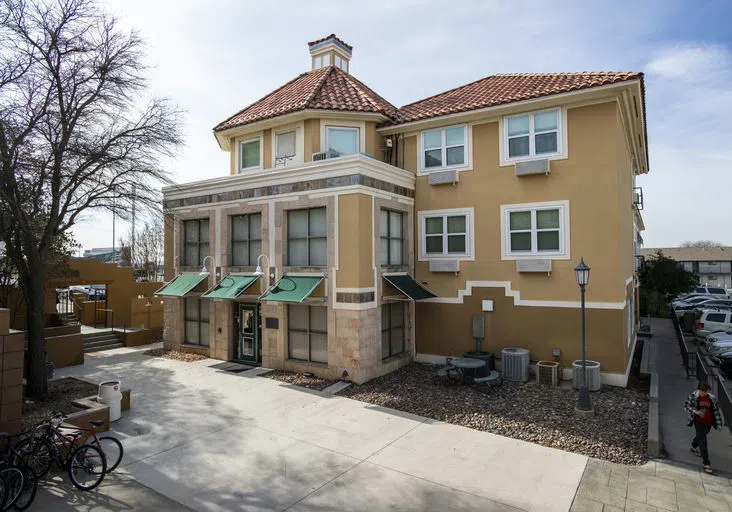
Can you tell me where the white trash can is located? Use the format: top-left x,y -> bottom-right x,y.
98,380 -> 123,422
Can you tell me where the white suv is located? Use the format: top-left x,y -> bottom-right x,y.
693,286 -> 729,298
694,309 -> 732,338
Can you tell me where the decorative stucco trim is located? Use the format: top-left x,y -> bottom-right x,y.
423,280 -> 626,309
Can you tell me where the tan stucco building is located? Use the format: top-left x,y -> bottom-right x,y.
160,35 -> 648,386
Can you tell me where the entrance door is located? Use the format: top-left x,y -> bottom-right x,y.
237,304 -> 258,363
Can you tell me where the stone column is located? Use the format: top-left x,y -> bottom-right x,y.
0,308 -> 24,435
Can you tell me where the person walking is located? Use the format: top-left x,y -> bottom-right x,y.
684,381 -> 723,474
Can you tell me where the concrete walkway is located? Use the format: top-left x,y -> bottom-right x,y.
652,318 -> 732,474
53,344 -> 587,512
571,459 -> 732,511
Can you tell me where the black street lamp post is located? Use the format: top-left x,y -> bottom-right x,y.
574,257 -> 593,414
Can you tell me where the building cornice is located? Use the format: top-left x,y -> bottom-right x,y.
163,154 -> 415,207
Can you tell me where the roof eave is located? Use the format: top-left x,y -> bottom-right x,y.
378,79 -> 644,134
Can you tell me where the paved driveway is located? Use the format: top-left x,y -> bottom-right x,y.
52,345 -> 588,511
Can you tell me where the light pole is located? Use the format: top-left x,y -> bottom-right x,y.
574,257 -> 593,414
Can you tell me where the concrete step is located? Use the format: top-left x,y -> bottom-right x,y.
83,332 -> 119,341
84,342 -> 124,353
84,336 -> 122,346
84,338 -> 121,348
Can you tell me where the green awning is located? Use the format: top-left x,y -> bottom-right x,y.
259,275 -> 325,303
155,273 -> 209,297
383,275 -> 436,301
201,274 -> 258,300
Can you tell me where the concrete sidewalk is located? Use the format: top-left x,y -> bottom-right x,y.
33,471 -> 194,511
53,344 -> 587,512
652,318 -> 732,475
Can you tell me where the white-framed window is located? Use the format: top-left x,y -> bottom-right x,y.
239,137 -> 262,171
326,127 -> 359,156
314,56 -> 322,69
500,201 -> 570,260
504,108 -> 562,162
275,130 -> 296,166
334,54 -> 347,72
420,125 -> 467,172
419,208 -> 474,260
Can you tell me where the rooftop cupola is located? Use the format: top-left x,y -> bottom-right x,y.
308,34 -> 352,73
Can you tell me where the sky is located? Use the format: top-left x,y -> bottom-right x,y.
71,0 -> 732,252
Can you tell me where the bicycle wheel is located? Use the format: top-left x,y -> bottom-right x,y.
13,439 -> 52,479
97,437 -> 123,473
11,466 -> 36,511
67,445 -> 106,491
0,467 -> 23,512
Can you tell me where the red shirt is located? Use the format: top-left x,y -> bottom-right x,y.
698,394 -> 713,425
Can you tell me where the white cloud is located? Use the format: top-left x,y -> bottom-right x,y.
646,43 -> 732,80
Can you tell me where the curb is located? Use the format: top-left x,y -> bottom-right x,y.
647,371 -> 662,457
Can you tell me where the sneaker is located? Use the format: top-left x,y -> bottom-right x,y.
691,447 -> 701,457
704,465 -> 713,474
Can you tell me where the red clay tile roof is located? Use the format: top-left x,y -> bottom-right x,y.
307,34 -> 352,51
393,72 -> 643,125
214,66 -> 396,132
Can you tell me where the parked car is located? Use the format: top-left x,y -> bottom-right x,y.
708,340 -> 732,356
693,286 -> 729,298
673,297 -> 727,317
694,309 -> 732,338
706,329 -> 732,346
671,294 -> 709,307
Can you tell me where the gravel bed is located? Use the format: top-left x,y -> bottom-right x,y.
339,363 -> 648,465
22,377 -> 98,432
261,370 -> 336,391
143,349 -> 208,362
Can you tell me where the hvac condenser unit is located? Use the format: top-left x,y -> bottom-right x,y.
501,348 -> 530,382
536,360 -> 559,387
572,360 -> 601,391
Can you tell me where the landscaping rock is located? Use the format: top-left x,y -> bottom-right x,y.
143,349 -> 207,363
339,363 -> 648,465
261,370 -> 336,391
22,377 -> 98,431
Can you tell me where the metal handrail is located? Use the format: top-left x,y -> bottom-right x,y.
716,375 -> 732,434
97,308 -> 127,336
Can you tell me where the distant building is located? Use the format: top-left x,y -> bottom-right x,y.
82,247 -> 120,264
640,247 -> 732,288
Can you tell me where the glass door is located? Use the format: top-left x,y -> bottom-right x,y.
237,304 -> 258,363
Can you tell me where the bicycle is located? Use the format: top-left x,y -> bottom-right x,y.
56,419 -> 123,473
0,432 -> 37,511
15,415 -> 107,491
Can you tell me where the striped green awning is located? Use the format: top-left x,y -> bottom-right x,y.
201,274 -> 258,300
155,274 -> 209,297
259,275 -> 325,303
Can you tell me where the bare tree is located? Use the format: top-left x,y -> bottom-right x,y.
0,0 -> 183,396
679,241 -> 724,248
120,218 -> 164,281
